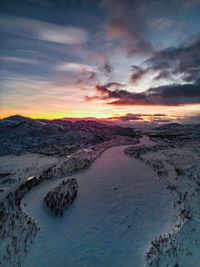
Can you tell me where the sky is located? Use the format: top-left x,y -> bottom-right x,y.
0,0 -> 200,124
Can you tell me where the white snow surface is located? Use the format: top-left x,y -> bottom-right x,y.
21,136 -> 175,267
1,120 -> 200,267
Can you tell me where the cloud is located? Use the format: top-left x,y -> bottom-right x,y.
150,18 -> 173,32
55,62 -> 94,72
151,114 -> 167,117
86,81 -> 200,106
109,112 -> 200,125
55,67 -> 98,87
99,61 -> 113,76
100,0 -> 152,56
114,113 -> 169,121
74,70 -> 97,86
129,65 -> 147,83
146,37 -> 200,82
0,75 -> 85,114
38,26 -> 88,45
0,16 -> 89,45
104,82 -> 125,88
111,113 -> 143,121
125,36 -> 200,84
0,56 -> 38,64
105,113 -> 169,123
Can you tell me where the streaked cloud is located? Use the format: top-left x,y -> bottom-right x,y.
55,62 -> 94,72
0,76 -> 84,112
150,18 -> 173,32
0,0 -> 200,120
0,16 -> 89,45
0,56 -> 38,64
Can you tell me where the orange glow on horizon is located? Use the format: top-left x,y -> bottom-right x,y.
1,104 -> 200,121
0,110 -> 123,120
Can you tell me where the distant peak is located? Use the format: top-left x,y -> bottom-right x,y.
5,115 -> 33,121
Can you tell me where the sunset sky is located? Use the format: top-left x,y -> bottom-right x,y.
0,0 -> 200,124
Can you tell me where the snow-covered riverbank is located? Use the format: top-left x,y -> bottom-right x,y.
2,130 -> 199,267
126,135 -> 200,266
0,135 -> 139,266
145,142 -> 200,267
20,135 -> 175,267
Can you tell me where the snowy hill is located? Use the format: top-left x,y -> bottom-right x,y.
150,122 -> 200,146
0,115 -> 139,156
154,123 -> 181,131
155,122 -> 200,131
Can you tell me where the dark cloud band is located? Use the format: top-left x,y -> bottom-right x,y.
86,81 -> 200,106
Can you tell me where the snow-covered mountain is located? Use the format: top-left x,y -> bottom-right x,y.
149,122 -> 200,146
0,115 -> 139,156
155,122 -> 200,131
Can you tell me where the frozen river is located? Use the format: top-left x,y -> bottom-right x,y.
22,136 -> 175,267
